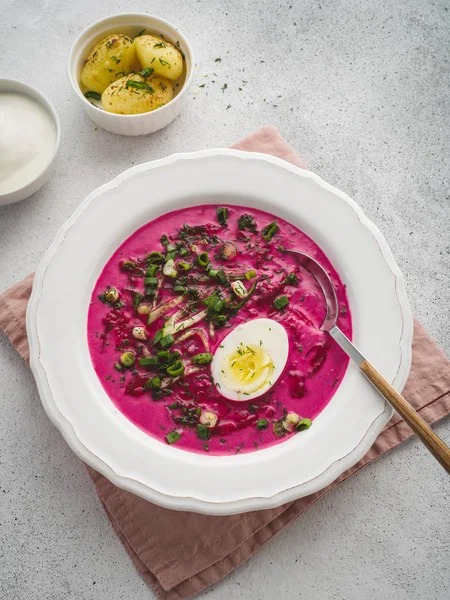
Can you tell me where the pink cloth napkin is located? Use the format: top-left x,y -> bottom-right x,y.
1,126 -> 450,600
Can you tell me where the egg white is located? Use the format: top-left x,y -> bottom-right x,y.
211,318 -> 289,401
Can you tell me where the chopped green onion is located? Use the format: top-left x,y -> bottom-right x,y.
179,247 -> 189,257
120,260 -> 135,272
273,295 -> 289,310
173,285 -> 186,294
296,418 -> 312,431
139,357 -> 158,367
282,272 -> 299,286
165,250 -> 177,262
114,362 -> 124,372
192,353 -> 213,365
197,252 -> 209,268
157,350 -> 171,364
245,269 -> 257,280
273,421 -> 286,437
145,376 -> 161,389
120,351 -> 135,367
166,430 -> 181,444
197,424 -> 210,440
146,264 -> 159,277
168,401 -> 179,409
261,221 -> 279,241
144,276 -> 159,287
145,288 -> 156,298
160,334 -> 175,349
256,419 -> 268,430
153,329 -> 164,345
160,234 -> 170,246
167,360 -> 184,377
209,269 -> 228,285
216,206 -> 229,226
84,90 -> 101,101
177,261 -> 191,271
146,251 -> 164,264
133,292 -> 143,311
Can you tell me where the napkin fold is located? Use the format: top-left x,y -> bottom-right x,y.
1,126 -> 449,600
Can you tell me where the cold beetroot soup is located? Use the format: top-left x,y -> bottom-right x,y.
88,205 -> 352,455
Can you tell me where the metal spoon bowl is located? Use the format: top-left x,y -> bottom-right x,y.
287,249 -> 450,474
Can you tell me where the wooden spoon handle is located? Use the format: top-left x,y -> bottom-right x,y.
360,360 -> 450,474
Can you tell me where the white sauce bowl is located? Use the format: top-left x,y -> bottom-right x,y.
0,79 -> 61,206
68,13 -> 195,136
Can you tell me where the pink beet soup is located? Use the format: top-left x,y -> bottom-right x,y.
88,205 -> 351,455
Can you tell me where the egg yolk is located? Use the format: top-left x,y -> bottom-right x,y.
221,343 -> 275,395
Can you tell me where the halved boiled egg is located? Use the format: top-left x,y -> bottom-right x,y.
211,318 -> 289,401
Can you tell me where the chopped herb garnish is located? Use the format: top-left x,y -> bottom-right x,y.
153,329 -> 164,345
197,252 -> 209,268
84,90 -> 101,101
145,376 -> 161,390
139,357 -> 158,367
238,214 -> 257,232
257,419 -> 268,430
135,29 -> 146,37
215,57 -> 222,62
197,424 -> 210,441
226,104 -> 231,110
282,272 -> 299,286
221,83 -> 227,92
166,430 -> 181,444
146,251 -> 164,263
216,206 -> 229,226
167,360 -> 184,377
140,67 -> 154,78
159,58 -> 170,66
126,79 -> 155,93
261,221 -> 279,242
273,295 -> 289,311
235,442 -> 244,454
193,353 -> 214,365
160,334 -> 175,349
296,418 -> 312,431
154,42 -> 167,48
297,344 -> 303,353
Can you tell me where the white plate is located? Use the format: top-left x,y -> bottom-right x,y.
27,149 -> 413,515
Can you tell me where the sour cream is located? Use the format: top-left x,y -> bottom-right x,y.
0,92 -> 57,195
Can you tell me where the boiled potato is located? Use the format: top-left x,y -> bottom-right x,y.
81,34 -> 136,94
133,35 -> 183,81
102,73 -> 174,114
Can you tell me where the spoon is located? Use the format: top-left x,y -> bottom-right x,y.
287,250 -> 450,474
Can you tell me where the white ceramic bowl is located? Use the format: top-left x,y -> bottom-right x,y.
68,13 -> 195,136
27,150 -> 413,515
0,79 -> 60,206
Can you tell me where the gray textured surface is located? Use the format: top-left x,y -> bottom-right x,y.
1,1 -> 449,599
